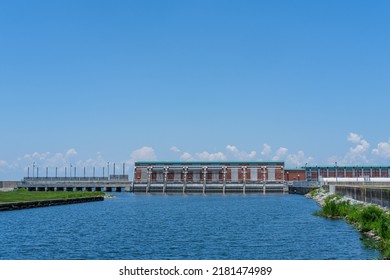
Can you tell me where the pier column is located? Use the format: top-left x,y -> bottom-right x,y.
242,166 -> 247,194
262,166 -> 266,194
281,166 -> 286,193
163,167 -> 168,193
146,166 -> 152,193
202,166 -> 207,194
222,166 -> 227,194
183,166 -> 188,194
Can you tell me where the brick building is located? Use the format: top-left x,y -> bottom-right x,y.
134,161 -> 286,184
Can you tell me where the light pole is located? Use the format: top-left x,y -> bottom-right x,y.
335,162 -> 338,182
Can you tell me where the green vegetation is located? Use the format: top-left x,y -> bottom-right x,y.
308,188 -> 320,197
0,188 -> 105,203
316,194 -> 390,259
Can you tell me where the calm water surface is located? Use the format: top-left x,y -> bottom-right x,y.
0,193 -> 381,260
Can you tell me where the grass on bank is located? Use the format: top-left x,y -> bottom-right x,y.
315,194 -> 390,259
0,188 -> 105,203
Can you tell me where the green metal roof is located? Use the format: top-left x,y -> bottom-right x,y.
285,168 -> 305,171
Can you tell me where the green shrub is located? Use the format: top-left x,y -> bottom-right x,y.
308,188 -> 319,197
381,240 -> 390,259
318,195 -> 351,218
360,205 -> 384,232
378,216 -> 390,240
345,204 -> 363,224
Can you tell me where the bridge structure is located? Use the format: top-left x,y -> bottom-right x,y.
21,175 -> 132,192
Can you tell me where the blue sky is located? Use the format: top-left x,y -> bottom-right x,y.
1,0 -> 390,180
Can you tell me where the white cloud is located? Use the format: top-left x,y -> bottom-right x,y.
130,146 -> 157,162
180,152 -> 193,161
23,151 -> 50,161
66,148 -> 78,157
196,151 -> 226,161
20,148 -> 79,168
350,140 -> 370,154
343,133 -> 370,164
46,153 -> 67,166
261,144 -> 272,156
247,151 -> 257,158
226,145 -> 257,160
170,146 -> 181,153
226,145 -> 238,153
0,160 -> 8,167
372,139 -> 390,159
348,132 -> 362,143
76,152 -> 108,168
272,147 -> 288,161
286,151 -> 314,168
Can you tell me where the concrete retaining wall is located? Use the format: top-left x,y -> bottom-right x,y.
288,186 -> 319,195
334,185 -> 390,209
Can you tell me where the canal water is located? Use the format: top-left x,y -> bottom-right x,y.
0,193 -> 381,260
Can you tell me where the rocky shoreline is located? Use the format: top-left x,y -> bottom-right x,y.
306,187 -> 390,213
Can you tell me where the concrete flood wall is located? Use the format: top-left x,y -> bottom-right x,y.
288,181 -> 320,194
20,180 -> 132,192
333,185 -> 390,209
288,186 -> 318,194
